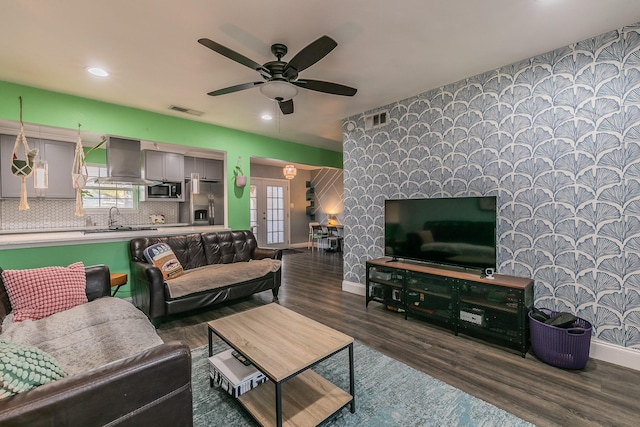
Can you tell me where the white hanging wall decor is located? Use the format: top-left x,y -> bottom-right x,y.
71,124 -> 90,216
10,97 -> 38,210
72,125 -> 105,217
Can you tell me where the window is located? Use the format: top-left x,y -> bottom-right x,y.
250,184 -> 257,234
82,165 -> 136,209
266,185 -> 284,244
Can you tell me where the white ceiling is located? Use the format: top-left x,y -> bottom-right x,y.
1,1 -> 639,153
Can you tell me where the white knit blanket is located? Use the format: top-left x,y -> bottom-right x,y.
0,297 -> 163,375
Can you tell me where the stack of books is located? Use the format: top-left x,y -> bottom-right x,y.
208,350 -> 268,398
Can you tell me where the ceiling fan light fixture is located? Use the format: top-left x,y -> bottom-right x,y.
260,81 -> 298,101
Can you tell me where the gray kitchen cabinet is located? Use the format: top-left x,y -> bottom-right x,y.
184,156 -> 223,181
144,150 -> 184,182
0,134 -> 75,199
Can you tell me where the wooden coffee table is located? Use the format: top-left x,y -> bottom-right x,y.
207,303 -> 355,427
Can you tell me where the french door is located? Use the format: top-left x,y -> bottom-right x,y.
250,178 -> 290,249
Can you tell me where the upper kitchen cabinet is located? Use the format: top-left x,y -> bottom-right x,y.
0,134 -> 75,199
144,150 -> 184,182
184,156 -> 223,181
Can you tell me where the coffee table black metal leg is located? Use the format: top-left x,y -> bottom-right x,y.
208,328 -> 214,387
208,328 -> 213,357
276,381 -> 282,427
349,343 -> 355,413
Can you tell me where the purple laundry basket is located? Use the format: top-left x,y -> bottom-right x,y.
528,309 -> 592,369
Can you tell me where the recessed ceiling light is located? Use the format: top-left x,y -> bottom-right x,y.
261,114 -> 273,121
86,66 -> 109,77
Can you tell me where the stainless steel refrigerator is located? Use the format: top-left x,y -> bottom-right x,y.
179,180 -> 224,225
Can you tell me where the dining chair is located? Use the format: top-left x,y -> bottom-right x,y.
308,222 -> 329,251
327,225 -> 343,252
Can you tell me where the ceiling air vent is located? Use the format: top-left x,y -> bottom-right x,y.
169,105 -> 204,116
364,110 -> 389,130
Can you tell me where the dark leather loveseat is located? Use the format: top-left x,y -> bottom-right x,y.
129,230 -> 282,325
0,265 -> 193,427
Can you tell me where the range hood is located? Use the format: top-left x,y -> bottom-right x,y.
96,136 -> 157,185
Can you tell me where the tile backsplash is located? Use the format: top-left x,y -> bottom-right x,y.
0,199 -> 179,231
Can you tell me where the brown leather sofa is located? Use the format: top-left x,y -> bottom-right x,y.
0,264 -> 193,427
129,230 -> 282,325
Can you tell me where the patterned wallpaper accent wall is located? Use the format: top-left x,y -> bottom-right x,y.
343,24 -> 640,350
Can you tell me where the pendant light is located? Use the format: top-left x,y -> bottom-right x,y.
283,164 -> 297,180
34,122 -> 48,197
191,172 -> 200,195
34,159 -> 48,196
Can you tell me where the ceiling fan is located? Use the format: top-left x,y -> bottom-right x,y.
198,35 -> 357,115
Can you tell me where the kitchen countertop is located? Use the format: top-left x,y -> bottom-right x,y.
0,225 -> 230,249
0,223 -> 191,235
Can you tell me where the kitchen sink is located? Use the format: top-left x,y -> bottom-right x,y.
83,225 -> 158,234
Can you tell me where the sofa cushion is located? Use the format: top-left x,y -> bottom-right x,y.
130,233 -> 208,270
201,230 -> 257,264
0,297 -> 163,375
165,259 -> 281,299
143,243 -> 184,280
1,262 -> 88,322
0,339 -> 67,399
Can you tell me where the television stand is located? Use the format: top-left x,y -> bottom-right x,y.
365,257 -> 534,357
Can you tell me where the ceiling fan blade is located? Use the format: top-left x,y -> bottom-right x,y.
293,79 -> 357,96
198,38 -> 271,78
207,82 -> 263,96
279,99 -> 294,115
283,35 -> 337,78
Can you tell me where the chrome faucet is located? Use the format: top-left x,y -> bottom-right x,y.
108,206 -> 120,227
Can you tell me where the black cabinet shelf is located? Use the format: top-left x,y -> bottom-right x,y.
366,258 -> 534,357
459,298 -> 518,314
407,287 -> 451,299
407,305 -> 453,325
370,278 -> 403,289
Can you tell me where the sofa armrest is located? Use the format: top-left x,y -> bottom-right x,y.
130,261 -> 167,324
85,264 -> 111,301
253,247 -> 283,261
0,341 -> 192,427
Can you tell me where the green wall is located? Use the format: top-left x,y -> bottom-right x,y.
0,80 -> 342,296
0,80 -> 342,229
0,242 -> 133,297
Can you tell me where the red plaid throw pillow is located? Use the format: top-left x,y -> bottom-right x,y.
1,262 -> 88,321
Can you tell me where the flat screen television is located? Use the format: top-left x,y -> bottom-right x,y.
384,196 -> 497,271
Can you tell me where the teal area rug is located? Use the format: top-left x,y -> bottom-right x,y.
192,341 -> 534,426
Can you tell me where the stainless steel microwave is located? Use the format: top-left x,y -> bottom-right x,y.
147,182 -> 181,198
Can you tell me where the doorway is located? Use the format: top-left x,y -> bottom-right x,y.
250,178 -> 290,249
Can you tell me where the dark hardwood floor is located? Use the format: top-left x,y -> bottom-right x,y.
157,249 -> 640,427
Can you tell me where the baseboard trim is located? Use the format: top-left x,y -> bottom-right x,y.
342,280 -> 365,296
289,242 -> 310,249
341,280 -> 639,371
590,339 -> 640,371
